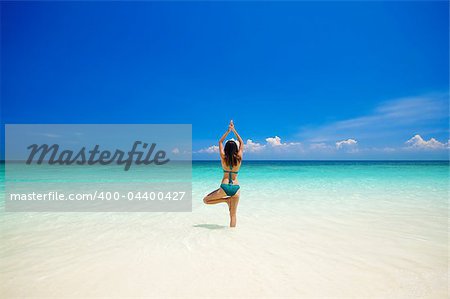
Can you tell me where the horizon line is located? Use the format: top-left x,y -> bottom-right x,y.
1,159 -> 449,163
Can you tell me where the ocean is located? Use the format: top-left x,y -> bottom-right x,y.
0,161 -> 448,298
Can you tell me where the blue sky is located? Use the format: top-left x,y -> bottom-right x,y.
1,1 -> 449,160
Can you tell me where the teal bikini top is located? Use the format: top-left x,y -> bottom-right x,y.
223,165 -> 239,185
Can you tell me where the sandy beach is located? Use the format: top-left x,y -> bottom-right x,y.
0,162 -> 448,298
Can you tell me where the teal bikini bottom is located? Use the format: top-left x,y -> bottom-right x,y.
220,183 -> 240,197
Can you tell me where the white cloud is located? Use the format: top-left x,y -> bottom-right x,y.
405,134 -> 448,150
198,145 -> 219,153
266,136 -> 282,146
309,143 -> 333,151
195,93 -> 448,158
266,136 -> 301,148
196,133 -> 448,157
298,93 -> 449,143
198,136 -> 301,154
336,138 -> 358,149
379,147 -> 396,153
172,148 -> 180,154
245,139 -> 265,152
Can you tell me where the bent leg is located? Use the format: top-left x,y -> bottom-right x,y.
203,188 -> 228,205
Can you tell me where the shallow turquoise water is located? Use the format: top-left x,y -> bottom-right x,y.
193,161 -> 449,206
0,161 -> 448,297
1,161 -> 449,204
194,160 -> 449,185
1,161 -> 448,215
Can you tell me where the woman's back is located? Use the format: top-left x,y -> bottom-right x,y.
220,159 -> 240,185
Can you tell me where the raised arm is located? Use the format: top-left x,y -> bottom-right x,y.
219,126 -> 231,158
230,121 -> 244,157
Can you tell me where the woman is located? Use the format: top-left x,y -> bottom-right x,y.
203,120 -> 243,228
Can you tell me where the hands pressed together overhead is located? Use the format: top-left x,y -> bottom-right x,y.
228,120 -> 235,132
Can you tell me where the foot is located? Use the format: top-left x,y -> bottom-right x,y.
230,216 -> 236,228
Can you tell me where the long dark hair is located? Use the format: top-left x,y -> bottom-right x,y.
224,140 -> 241,167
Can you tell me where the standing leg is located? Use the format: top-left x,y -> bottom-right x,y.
228,191 -> 240,228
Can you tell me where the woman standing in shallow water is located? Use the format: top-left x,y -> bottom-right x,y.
203,120 -> 243,228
